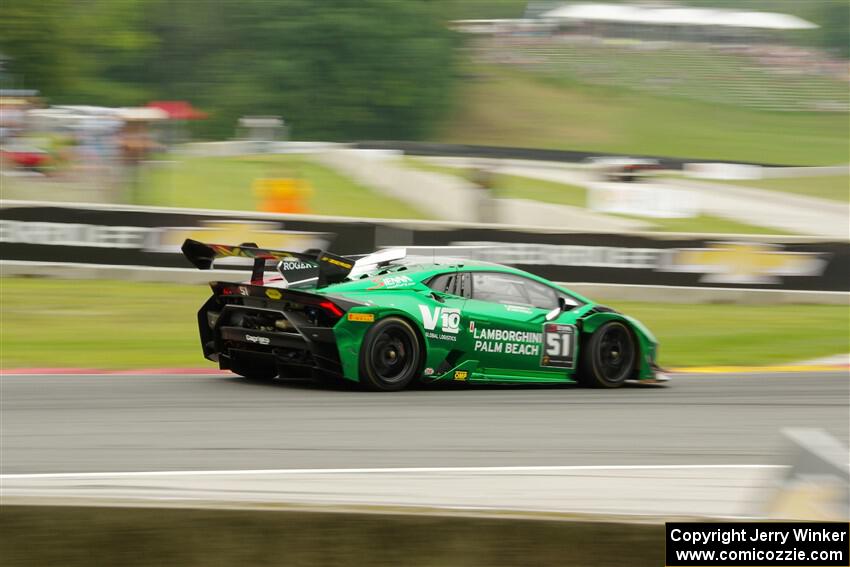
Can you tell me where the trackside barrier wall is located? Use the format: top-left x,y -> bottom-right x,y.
174,140 -> 792,168
312,149 -> 649,230
352,141 -> 793,169
1,201 -> 848,293
312,149 -> 485,223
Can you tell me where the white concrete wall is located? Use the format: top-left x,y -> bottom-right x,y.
313,149 -> 484,223
314,149 -> 651,231
685,163 -> 849,180
662,178 -> 849,238
495,198 -> 649,232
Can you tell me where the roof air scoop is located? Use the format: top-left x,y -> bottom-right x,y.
348,248 -> 407,279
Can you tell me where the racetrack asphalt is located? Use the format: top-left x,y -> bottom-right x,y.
1,372 -> 847,474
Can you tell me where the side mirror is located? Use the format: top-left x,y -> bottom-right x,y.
544,297 -> 567,322
431,291 -> 446,303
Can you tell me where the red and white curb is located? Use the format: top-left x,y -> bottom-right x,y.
1,365 -> 847,376
1,367 -> 230,376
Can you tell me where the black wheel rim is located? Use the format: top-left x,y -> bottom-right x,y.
370,325 -> 415,384
596,325 -> 634,383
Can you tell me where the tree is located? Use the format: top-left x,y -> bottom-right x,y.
135,0 -> 460,139
0,0 -> 75,93
813,1 -> 849,58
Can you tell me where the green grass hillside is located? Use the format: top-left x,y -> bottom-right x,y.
138,155 -> 431,219
717,175 -> 849,202
437,66 -> 849,166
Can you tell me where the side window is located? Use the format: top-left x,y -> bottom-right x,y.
426,273 -> 457,295
456,272 -> 472,299
471,272 -> 559,310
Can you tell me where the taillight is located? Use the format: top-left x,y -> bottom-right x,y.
319,301 -> 344,318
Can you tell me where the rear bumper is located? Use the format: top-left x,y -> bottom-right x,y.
197,296 -> 344,378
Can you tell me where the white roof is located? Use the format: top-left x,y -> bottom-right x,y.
50,105 -> 169,121
542,3 -> 818,30
116,107 -> 168,121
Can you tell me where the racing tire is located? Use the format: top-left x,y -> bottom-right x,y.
578,321 -> 636,388
359,317 -> 422,392
229,359 -> 278,381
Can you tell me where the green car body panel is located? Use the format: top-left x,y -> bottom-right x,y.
309,262 -> 657,385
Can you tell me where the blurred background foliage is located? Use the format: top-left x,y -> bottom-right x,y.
0,0 -> 459,140
0,0 -> 847,152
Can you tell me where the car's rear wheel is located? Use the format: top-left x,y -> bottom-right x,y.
359,317 -> 421,391
579,321 -> 636,388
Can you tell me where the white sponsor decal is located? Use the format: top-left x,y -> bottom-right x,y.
473,328 -> 542,356
474,328 -> 542,343
419,305 -> 460,334
541,324 -> 576,368
245,334 -> 270,345
370,275 -> 415,289
280,261 -> 315,271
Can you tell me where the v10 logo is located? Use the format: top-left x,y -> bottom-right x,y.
419,305 -> 461,334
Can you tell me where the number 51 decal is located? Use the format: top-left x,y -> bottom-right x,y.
541,324 -> 576,369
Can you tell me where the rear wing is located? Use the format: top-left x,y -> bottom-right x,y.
181,239 -> 354,286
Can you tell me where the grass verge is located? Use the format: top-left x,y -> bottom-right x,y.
607,300 -> 849,368
714,175 -> 849,203
1,278 -> 846,370
137,154 -> 431,219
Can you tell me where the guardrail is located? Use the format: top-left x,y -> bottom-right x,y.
1,200 -> 847,294
352,141 -> 794,169
175,139 -> 801,169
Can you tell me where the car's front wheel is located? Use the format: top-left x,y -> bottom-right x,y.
579,321 -> 636,388
359,317 -> 422,391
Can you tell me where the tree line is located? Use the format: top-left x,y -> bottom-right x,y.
0,0 -> 459,140
2,0 -> 845,141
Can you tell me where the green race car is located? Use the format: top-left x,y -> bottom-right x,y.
182,239 -> 665,391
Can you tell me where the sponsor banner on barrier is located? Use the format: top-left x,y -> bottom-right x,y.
451,241 -> 833,287
1,203 -> 847,291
